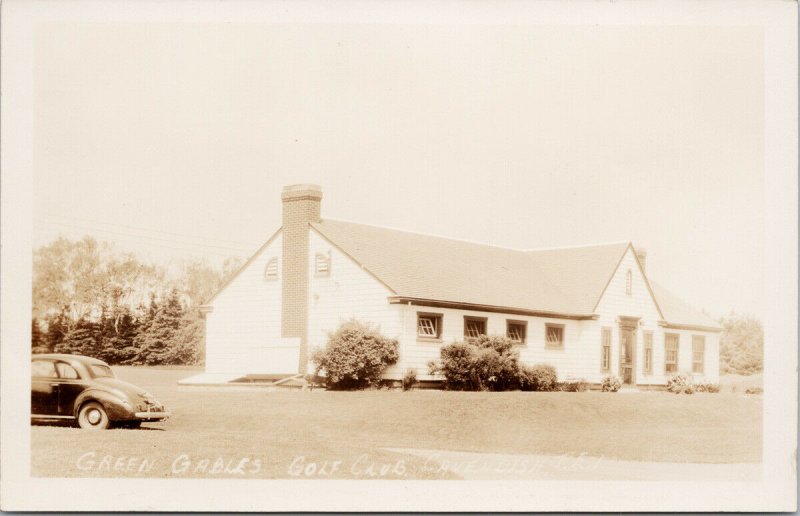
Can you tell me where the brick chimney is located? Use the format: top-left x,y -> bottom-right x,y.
635,248 -> 647,273
281,184 -> 322,374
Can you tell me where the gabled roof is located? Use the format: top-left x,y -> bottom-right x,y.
312,219 -> 720,330
205,217 -> 720,331
649,281 -> 722,331
312,219 -> 629,318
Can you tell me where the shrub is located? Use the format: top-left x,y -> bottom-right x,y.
666,374 -> 694,394
559,378 -> 589,392
311,319 -> 399,390
435,336 -> 520,391
601,375 -> 622,392
402,369 -> 417,391
695,382 -> 720,393
518,364 -> 558,392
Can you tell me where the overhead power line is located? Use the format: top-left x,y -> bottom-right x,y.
38,212 -> 260,249
34,220 -> 255,258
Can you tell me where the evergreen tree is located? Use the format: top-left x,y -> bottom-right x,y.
55,318 -> 101,357
31,319 -> 48,354
45,312 -> 69,354
101,308 -> 140,365
132,289 -> 184,365
171,311 -> 205,365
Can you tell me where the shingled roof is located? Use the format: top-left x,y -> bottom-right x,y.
312,218 -> 720,330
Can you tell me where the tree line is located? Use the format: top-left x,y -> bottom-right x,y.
718,312 -> 763,375
32,236 -> 242,366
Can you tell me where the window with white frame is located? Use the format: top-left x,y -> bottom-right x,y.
665,333 -> 679,373
264,257 -> 278,280
464,317 -> 487,340
692,335 -> 705,374
545,323 -> 565,349
506,320 -> 527,344
601,327 -> 611,371
417,313 -> 443,339
643,331 -> 653,374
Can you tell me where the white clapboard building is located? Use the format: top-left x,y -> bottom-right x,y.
184,184 -> 721,388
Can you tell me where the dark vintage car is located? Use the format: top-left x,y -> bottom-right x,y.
31,354 -> 170,429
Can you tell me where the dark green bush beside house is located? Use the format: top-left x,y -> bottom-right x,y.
311,319 -> 399,390
518,364 -> 558,392
431,335 -> 520,391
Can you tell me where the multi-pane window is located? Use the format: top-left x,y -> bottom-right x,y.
464,317 -> 487,340
643,332 -> 653,374
264,257 -> 279,279
692,335 -> 705,374
601,327 -> 611,371
545,323 -> 565,348
665,333 -> 679,373
506,320 -> 527,344
315,253 -> 330,275
417,313 -> 443,339
626,269 -> 633,296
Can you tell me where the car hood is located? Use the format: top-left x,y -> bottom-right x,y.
92,377 -> 150,397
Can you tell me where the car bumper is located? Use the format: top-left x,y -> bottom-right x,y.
134,411 -> 171,420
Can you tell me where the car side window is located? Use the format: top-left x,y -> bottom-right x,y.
55,362 -> 80,380
32,360 -> 58,378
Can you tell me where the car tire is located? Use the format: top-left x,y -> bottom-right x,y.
77,402 -> 111,430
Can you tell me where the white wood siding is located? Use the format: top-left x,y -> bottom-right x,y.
397,304 -> 587,381
591,247 -> 720,386
307,229 -> 403,375
204,232 -> 287,374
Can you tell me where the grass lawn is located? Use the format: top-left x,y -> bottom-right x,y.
719,373 -> 763,393
31,367 -> 762,479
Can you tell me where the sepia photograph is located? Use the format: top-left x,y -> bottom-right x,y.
1,0 -> 796,512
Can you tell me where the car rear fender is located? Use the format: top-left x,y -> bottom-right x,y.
74,389 -> 135,420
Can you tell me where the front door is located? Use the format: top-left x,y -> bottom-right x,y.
619,327 -> 636,385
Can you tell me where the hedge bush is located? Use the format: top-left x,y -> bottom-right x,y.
433,335 -> 520,391
559,378 -> 589,392
311,319 -> 399,390
518,364 -> 558,392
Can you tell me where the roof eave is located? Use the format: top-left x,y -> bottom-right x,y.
388,296 -> 597,320
202,227 -> 282,306
658,320 -> 723,333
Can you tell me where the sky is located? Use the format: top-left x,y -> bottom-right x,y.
32,23 -> 764,319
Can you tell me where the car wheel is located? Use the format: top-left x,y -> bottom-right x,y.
77,402 -> 110,430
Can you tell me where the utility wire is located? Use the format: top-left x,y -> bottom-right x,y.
37,212 -> 261,249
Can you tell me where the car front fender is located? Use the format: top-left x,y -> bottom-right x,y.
73,389 -> 136,420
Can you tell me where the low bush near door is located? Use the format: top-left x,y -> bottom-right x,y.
601,375 -> 622,392
666,374 -> 695,394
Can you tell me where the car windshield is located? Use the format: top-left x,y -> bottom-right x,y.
90,364 -> 115,378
